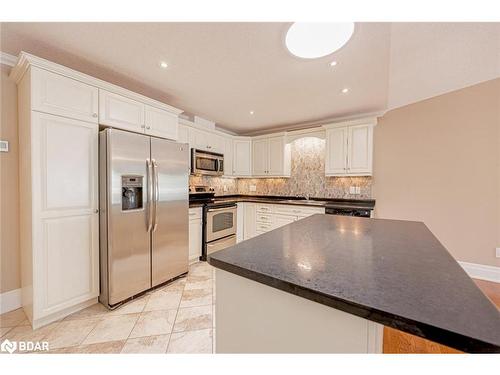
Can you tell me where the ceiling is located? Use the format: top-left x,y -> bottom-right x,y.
1,22 -> 498,134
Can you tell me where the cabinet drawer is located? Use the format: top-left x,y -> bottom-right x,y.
274,204 -> 324,216
256,223 -> 272,232
256,213 -> 272,223
32,67 -> 98,123
256,204 -> 273,213
189,207 -> 202,220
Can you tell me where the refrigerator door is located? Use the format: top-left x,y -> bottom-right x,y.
151,137 -> 189,286
105,129 -> 152,305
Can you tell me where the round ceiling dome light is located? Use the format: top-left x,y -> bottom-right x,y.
285,22 -> 355,59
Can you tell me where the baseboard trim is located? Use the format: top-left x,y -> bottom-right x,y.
459,261 -> 500,283
0,288 -> 22,314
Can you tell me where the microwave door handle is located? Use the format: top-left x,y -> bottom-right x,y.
146,159 -> 153,232
152,159 -> 159,232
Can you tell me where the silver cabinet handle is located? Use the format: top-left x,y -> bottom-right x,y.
92,113 -> 98,118
94,208 -> 99,214
152,159 -> 159,232
146,159 -> 153,232
141,125 -> 146,129
146,126 -> 151,130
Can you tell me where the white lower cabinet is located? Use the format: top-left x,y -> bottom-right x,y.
238,202 -> 324,240
243,203 -> 257,240
189,207 -> 203,263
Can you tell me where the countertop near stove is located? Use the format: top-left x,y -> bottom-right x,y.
209,214 -> 500,353
189,194 -> 375,210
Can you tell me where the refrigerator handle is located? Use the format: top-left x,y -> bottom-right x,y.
146,159 -> 153,232
152,159 -> 159,232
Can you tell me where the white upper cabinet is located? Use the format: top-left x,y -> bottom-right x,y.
192,128 -> 224,154
233,139 -> 252,176
31,67 -> 98,123
268,136 -> 289,176
252,139 -> 268,176
347,125 -> 373,174
324,119 -> 376,176
325,127 -> 348,175
252,135 -> 290,177
223,137 -> 234,177
145,105 -> 178,140
99,90 -> 145,132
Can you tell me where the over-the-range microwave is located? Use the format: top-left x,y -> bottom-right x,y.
191,148 -> 224,176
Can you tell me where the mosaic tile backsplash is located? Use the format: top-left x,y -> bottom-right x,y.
189,137 -> 372,199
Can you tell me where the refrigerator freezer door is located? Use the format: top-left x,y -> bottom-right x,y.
104,129 -> 152,305
151,138 -> 189,286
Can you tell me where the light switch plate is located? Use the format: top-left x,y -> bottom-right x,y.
496,247 -> 500,258
355,186 -> 361,194
349,186 -> 357,194
250,185 -> 257,192
0,140 -> 8,152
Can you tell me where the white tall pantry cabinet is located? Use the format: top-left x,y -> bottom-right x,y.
13,64 -> 100,328
11,52 -> 184,329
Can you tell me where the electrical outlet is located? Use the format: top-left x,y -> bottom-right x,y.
496,247 -> 500,258
223,185 -> 228,192
250,185 -> 257,192
349,186 -> 356,194
0,140 -> 8,153
355,186 -> 361,194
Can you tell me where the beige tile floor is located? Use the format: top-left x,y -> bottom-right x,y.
0,261 -> 216,354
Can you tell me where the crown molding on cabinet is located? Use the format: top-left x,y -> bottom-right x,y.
322,116 -> 379,130
9,51 -> 183,115
0,51 -> 18,67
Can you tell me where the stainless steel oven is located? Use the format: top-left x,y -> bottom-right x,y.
191,149 -> 224,176
203,203 -> 237,258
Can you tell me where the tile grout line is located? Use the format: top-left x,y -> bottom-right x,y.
165,274 -> 188,353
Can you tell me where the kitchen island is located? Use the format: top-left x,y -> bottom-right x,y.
208,215 -> 500,353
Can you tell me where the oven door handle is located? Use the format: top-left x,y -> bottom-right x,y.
207,206 -> 237,213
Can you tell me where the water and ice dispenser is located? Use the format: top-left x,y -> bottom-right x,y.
121,175 -> 144,211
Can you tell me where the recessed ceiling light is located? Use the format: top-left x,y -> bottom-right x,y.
341,88 -> 349,94
330,61 -> 338,67
249,110 -> 255,115
159,61 -> 168,69
285,22 -> 355,59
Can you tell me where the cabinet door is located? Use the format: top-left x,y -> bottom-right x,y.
32,112 -> 99,317
32,67 -> 98,123
223,137 -> 234,177
243,203 -> 257,240
211,133 -> 225,154
252,139 -> 268,176
145,105 -> 178,140
347,125 -> 373,175
189,218 -> 202,263
193,128 -> 210,151
325,127 -> 348,175
99,90 -> 145,132
268,137 -> 285,176
178,124 -> 190,144
273,214 -> 297,229
233,140 -> 252,176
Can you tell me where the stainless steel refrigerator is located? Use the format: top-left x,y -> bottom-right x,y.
99,128 -> 189,308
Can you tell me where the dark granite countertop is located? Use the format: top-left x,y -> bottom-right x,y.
189,194 -> 375,210
208,214 -> 500,353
